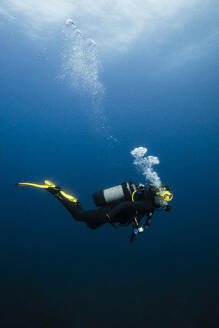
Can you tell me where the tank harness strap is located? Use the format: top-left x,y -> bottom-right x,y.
131,190 -> 138,202
121,182 -> 131,200
131,190 -> 140,226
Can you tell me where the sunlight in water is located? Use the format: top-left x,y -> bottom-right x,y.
62,18 -> 104,101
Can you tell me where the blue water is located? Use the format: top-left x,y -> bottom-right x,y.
1,8 -> 219,328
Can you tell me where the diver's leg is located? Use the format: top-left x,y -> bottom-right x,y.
46,184 -> 86,221
47,185 -> 115,227
47,184 -> 110,226
16,179 -> 82,219
16,179 -> 109,227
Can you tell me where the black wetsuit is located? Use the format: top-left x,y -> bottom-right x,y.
49,187 -> 158,229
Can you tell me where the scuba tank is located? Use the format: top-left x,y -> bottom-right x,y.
93,182 -> 138,207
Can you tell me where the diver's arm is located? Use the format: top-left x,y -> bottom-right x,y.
145,216 -> 151,228
144,211 -> 154,228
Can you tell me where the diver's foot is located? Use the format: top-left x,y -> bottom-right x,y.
43,180 -> 61,195
45,180 -> 78,203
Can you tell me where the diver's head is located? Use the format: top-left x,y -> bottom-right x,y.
154,184 -> 173,206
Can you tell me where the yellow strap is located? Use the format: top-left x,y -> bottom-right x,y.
134,217 -> 139,226
16,182 -> 49,189
131,190 -> 138,202
131,190 -> 139,225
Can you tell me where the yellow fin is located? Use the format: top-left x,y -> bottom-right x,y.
44,180 -> 56,188
60,190 -> 78,203
16,182 -> 49,189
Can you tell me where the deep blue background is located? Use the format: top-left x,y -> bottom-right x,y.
0,19 -> 219,328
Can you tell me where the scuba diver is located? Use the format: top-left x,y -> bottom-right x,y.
16,180 -> 173,242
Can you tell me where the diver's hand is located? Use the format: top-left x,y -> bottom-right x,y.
130,234 -> 135,243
